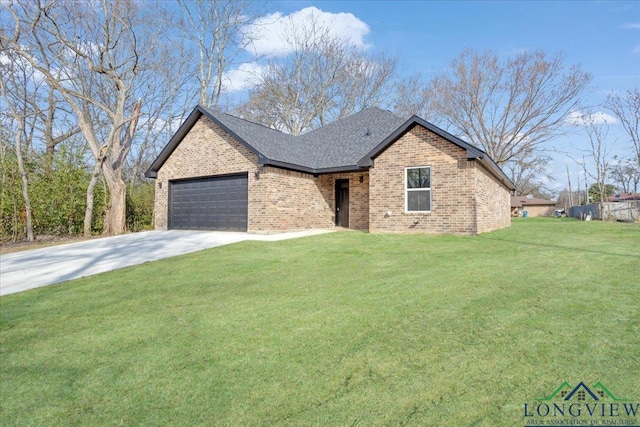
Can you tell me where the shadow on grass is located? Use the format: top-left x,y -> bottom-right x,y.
479,234 -> 640,259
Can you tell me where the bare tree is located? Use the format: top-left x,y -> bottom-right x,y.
392,74 -> 438,123
335,52 -> 397,120
40,86 -> 80,168
427,49 -> 591,180
606,88 -> 640,168
237,14 -> 396,135
123,38 -> 195,186
610,156 -> 640,194
118,1 -> 252,186
0,122 -> 17,239
582,113 -> 614,212
3,0 -> 165,235
503,153 -> 552,196
177,0 -> 258,109
0,54 -> 35,241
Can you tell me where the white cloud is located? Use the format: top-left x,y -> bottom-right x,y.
565,110 -> 618,126
243,6 -> 370,57
621,22 -> 640,29
0,50 -> 47,86
222,62 -> 265,93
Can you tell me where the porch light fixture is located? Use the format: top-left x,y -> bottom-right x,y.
254,170 -> 260,180
359,176 -> 364,183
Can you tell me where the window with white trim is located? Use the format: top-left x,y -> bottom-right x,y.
405,166 -> 431,212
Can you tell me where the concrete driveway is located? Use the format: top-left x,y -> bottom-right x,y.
0,229 -> 332,296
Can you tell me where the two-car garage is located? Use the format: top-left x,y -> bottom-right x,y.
168,173 -> 248,231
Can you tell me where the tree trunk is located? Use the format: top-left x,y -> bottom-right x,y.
102,178 -> 127,236
13,121 -> 34,242
83,161 -> 102,237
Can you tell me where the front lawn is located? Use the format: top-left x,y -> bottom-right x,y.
1,218 -> 638,426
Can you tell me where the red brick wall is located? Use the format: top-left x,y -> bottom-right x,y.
369,125 -> 510,234
155,118 -> 510,234
514,205 -> 556,217
154,117 -> 258,230
317,172 -> 370,230
474,162 -> 512,232
154,116 -> 369,232
250,167 -> 334,232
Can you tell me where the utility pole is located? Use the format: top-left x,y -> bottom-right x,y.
583,155 -> 589,205
576,173 -> 582,205
566,164 -> 573,209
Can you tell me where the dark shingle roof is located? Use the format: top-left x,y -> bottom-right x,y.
145,104 -> 515,190
205,106 -> 406,170
297,107 -> 407,169
203,109 -> 304,166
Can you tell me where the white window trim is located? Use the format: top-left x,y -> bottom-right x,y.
405,166 -> 432,213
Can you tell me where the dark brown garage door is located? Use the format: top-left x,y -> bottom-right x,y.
169,174 -> 248,231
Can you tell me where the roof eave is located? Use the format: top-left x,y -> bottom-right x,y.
356,115 -> 516,191
261,159 -> 316,174
144,105 -> 203,178
476,157 -> 516,191
357,116 -> 417,167
261,160 -> 368,175
198,106 -> 265,160
313,165 -> 369,174
144,105 -> 268,178
357,116 -> 488,167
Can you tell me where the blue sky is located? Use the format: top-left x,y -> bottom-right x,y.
260,0 -> 640,192
275,1 -> 639,98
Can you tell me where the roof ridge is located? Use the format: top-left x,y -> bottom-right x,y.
199,105 -> 291,136
299,107 -> 406,138
372,106 -> 405,120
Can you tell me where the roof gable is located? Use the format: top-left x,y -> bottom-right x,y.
145,106 -> 260,178
357,116 -> 514,190
357,115 -> 485,167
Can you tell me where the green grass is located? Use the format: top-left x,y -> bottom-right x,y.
1,218 -> 639,426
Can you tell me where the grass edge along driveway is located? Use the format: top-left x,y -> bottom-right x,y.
1,218 -> 638,426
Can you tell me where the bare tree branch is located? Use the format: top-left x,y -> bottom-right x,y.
177,0 -> 259,108
582,112 -> 614,209
428,49 -> 591,168
236,13 -> 397,135
606,88 -> 640,168
2,0 -> 164,235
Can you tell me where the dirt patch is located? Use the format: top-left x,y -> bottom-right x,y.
0,235 -> 99,255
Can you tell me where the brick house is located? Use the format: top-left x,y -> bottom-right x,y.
145,105 -> 515,235
510,196 -> 557,217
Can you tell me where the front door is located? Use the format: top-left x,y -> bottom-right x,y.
335,179 -> 349,227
